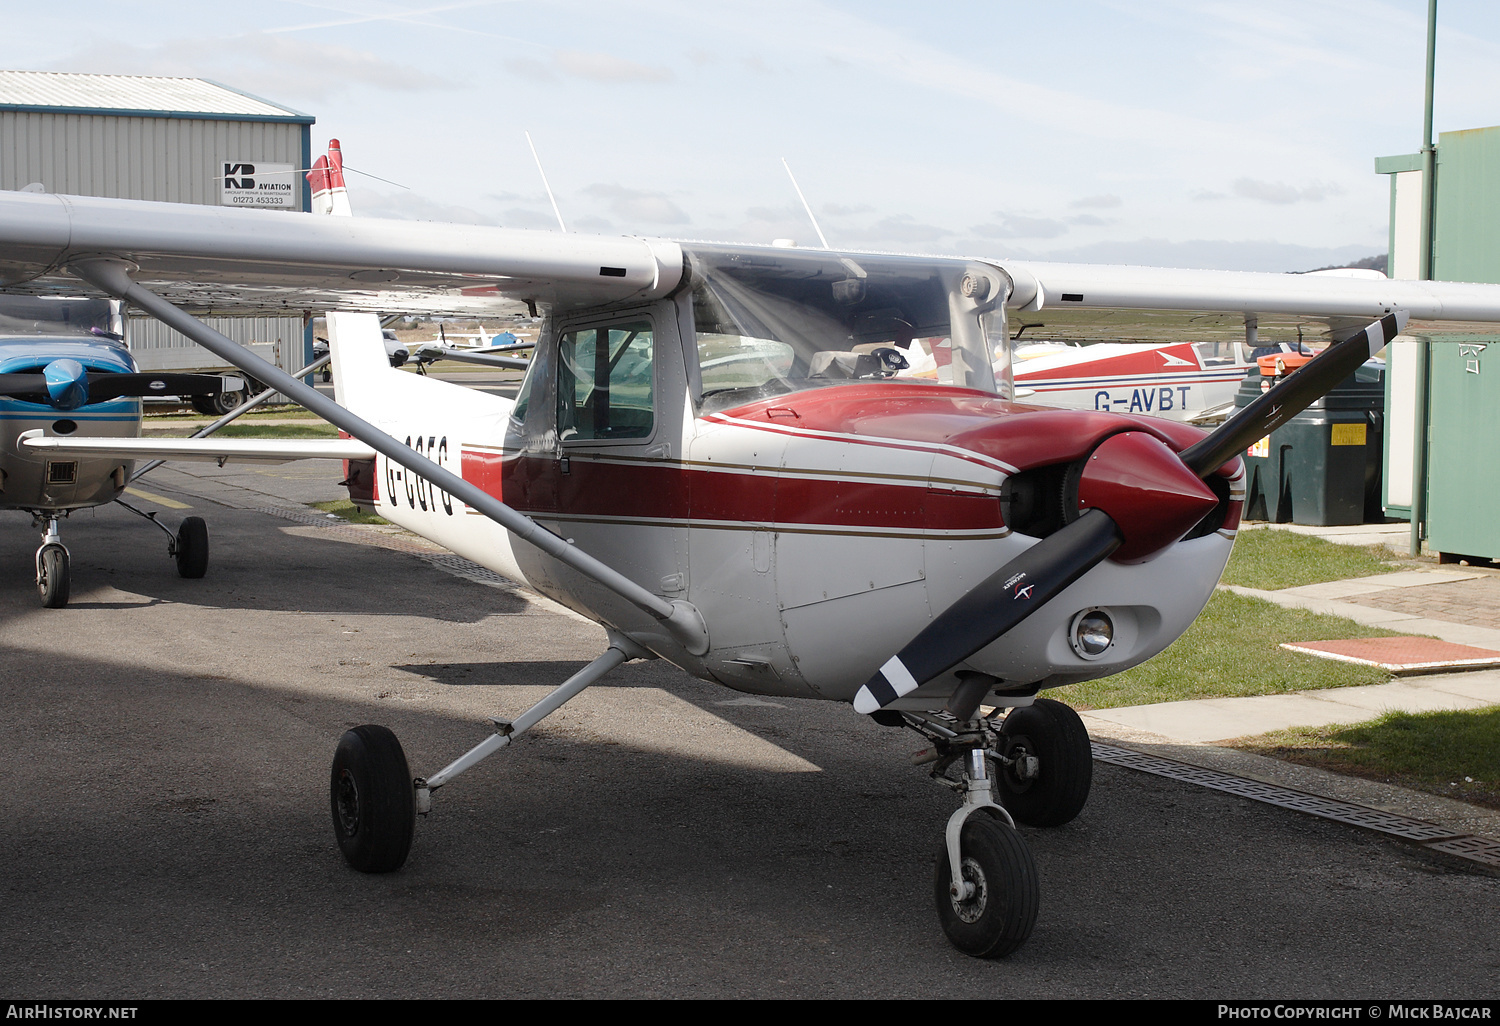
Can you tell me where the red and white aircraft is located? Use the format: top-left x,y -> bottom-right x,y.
5,140 -> 1500,958
1010,336 -> 1306,422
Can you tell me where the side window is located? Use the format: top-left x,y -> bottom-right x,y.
511,353 -> 539,422
557,320 -> 654,441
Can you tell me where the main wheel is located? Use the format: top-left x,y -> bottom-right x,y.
330,725 -> 415,873
934,814 -> 1039,958
993,698 -> 1093,827
174,517 -> 209,578
37,545 -> 69,608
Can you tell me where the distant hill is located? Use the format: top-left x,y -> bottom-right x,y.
1304,254 -> 1388,274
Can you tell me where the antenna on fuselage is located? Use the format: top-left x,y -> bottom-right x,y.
526,131 -> 568,233
781,157 -> 830,250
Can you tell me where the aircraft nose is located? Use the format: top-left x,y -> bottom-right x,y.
43,359 -> 89,411
1075,430 -> 1220,563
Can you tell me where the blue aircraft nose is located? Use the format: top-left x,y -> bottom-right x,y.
43,359 -> 89,411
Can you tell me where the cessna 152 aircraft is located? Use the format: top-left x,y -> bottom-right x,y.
0,292 -> 249,606
5,139 -> 1500,958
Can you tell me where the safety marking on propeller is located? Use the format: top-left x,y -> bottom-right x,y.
854,655 -> 919,714
1092,742 -> 1500,870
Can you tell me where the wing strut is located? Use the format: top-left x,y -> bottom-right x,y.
130,351 -> 332,481
71,258 -> 709,656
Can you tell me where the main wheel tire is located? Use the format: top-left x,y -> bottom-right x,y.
994,698 -> 1093,827
934,814 -> 1039,958
37,545 -> 69,608
174,517 -> 209,579
210,389 -> 247,416
330,725 -> 415,873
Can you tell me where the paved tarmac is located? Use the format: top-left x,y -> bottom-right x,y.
3,466 -> 1498,998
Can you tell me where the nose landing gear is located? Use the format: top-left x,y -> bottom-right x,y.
34,517 -> 69,608
898,696 -> 1095,957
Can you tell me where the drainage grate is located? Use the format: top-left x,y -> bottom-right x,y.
422,552 -> 521,590
1090,742 -> 1500,867
1425,835 -> 1500,868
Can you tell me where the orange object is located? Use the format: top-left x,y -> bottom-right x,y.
1257,353 -> 1314,376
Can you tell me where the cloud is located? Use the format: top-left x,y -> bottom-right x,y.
48,33 -> 453,102
584,184 -> 691,224
357,189 -> 496,225
553,49 -> 672,84
499,206 -> 565,231
1070,194 -> 1122,209
1003,237 -> 1383,273
970,215 -> 1068,240
840,214 -> 952,244
1068,214 -> 1113,227
823,202 -> 875,217
1231,178 -> 1345,204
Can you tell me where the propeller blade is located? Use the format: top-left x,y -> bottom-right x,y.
83,372 -> 238,403
1179,311 -> 1406,478
853,509 -> 1121,713
0,370 -> 236,407
0,372 -> 49,401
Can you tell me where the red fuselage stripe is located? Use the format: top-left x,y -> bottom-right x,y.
460,450 -> 1004,531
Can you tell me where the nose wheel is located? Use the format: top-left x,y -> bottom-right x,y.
34,517 -> 70,608
935,813 -> 1039,958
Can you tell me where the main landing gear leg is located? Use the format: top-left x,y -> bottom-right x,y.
34,516 -> 69,608
329,630 -> 652,874
114,499 -> 210,579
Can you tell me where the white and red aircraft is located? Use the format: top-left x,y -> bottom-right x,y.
5,140 -> 1500,958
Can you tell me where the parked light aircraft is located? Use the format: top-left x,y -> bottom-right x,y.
0,293 -> 250,605
1009,336 -> 1315,423
5,140 -> 1500,958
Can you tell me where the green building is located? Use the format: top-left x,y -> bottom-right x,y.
1377,125 -> 1500,561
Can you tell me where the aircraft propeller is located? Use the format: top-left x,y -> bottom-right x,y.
0,359 -> 238,411
855,310 -> 1407,714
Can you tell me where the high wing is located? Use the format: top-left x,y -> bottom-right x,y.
18,431 -> 376,465
0,189 -> 683,317
4,189 -> 1500,324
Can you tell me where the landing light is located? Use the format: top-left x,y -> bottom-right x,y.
1069,609 -> 1114,659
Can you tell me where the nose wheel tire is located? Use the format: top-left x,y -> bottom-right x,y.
174,516 -> 209,579
934,814 -> 1039,958
330,725 -> 416,873
37,545 -> 69,608
994,698 -> 1093,827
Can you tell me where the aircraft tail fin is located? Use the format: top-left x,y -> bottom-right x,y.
305,139 -> 389,408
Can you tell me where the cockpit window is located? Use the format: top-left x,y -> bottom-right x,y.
557,320 -> 654,441
685,245 -> 962,412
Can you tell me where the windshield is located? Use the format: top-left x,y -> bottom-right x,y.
0,295 -> 124,341
686,245 -> 997,412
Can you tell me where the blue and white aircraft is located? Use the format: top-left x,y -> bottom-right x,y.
0,294 -> 241,606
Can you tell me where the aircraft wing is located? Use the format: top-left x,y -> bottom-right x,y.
0,190 -> 684,317
1000,260 -> 1500,322
3,188 -> 1500,323
412,343 -> 531,369
19,432 -> 376,465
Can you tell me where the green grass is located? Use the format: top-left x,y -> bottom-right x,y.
1221,528 -> 1403,591
1227,708 -> 1500,811
146,423 -> 340,439
312,498 -> 389,525
146,407 -> 323,421
1050,590 -> 1405,710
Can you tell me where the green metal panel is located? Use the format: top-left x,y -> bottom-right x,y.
1433,126 -> 1500,285
1424,334 -> 1500,560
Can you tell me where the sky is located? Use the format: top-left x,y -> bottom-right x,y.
6,1 -> 1500,271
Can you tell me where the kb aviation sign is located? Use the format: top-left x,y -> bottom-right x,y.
220,161 -> 298,209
